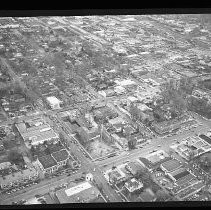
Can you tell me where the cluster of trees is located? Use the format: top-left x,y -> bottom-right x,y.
75,130 -> 88,146
199,79 -> 211,90
128,137 -> 137,150
199,155 -> 211,170
129,103 -> 154,126
155,189 -> 171,201
8,149 -> 24,165
160,79 -> 188,116
188,95 -> 211,118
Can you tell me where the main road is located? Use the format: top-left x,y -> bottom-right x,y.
96,120 -> 210,170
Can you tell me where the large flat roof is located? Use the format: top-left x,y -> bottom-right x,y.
161,159 -> 182,172
38,155 -> 57,169
51,149 -> 69,162
55,182 -> 100,203
46,96 -> 61,104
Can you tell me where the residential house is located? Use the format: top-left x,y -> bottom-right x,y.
124,178 -> 143,193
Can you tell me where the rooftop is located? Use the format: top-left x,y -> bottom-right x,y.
16,119 -> 58,144
125,162 -> 145,175
51,149 -> 69,162
38,154 -> 57,169
124,178 -> 143,192
161,159 -> 182,173
55,181 -> 100,203
24,197 -> 42,205
108,168 -> 126,181
46,96 -> 62,105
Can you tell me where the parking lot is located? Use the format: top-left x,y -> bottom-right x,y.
2,180 -> 40,195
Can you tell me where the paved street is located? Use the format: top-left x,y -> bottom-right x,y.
0,169 -> 83,205
1,15 -> 211,204
97,120 -> 210,170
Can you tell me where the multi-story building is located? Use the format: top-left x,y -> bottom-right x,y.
125,161 -> 145,176
46,96 -> 62,110
108,168 -> 126,185
16,117 -> 59,146
36,149 -> 71,174
55,181 -> 104,203
124,178 -> 143,193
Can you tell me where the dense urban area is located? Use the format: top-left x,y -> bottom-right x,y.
0,14 -> 211,204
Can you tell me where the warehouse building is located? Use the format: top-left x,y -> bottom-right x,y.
160,159 -> 182,173
16,118 -> 59,146
46,96 -> 62,110
55,181 -> 103,203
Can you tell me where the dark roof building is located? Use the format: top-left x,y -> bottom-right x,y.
168,168 -> 195,184
160,159 -> 182,173
48,143 -> 65,154
51,149 -> 69,162
125,162 -> 145,176
37,155 -> 57,169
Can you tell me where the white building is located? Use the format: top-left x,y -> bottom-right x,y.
46,96 -> 62,110
86,173 -> 94,182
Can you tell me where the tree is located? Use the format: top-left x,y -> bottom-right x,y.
160,81 -> 188,115
43,140 -> 48,146
141,172 -> 151,187
59,133 -> 66,143
8,149 -> 23,165
156,189 -> 170,201
129,103 -> 140,121
188,96 -> 209,113
128,137 -> 137,150
134,167 -> 148,179
30,145 -> 36,156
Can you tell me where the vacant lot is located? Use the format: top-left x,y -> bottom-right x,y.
85,138 -> 116,160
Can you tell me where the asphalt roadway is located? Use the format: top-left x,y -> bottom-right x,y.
96,116 -> 210,171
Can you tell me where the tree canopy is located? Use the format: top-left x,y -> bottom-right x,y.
8,149 -> 23,165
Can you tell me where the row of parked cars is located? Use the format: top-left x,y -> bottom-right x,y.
4,180 -> 39,195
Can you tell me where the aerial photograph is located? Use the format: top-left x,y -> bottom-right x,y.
0,12 -> 211,205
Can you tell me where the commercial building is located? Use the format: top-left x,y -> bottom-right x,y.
168,167 -> 195,184
108,168 -> 126,184
55,181 -> 102,203
125,161 -> 145,176
36,149 -> 70,174
124,178 -> 143,193
46,96 -> 62,110
160,159 -> 182,173
16,118 -> 59,146
58,109 -> 80,121
36,155 -> 57,174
